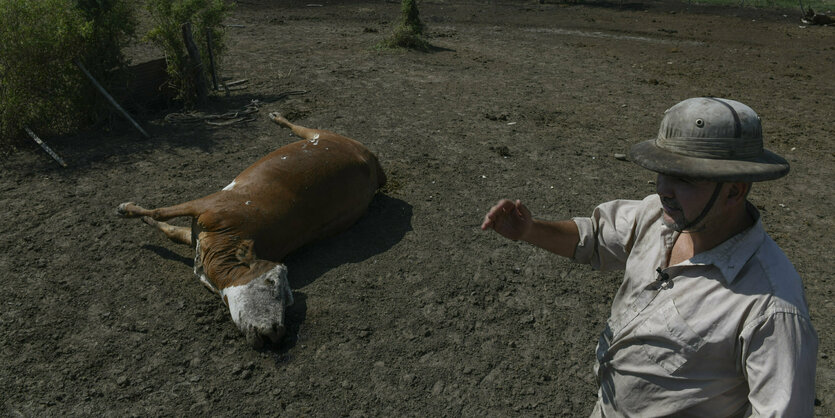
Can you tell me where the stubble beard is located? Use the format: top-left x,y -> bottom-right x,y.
660,198 -> 707,233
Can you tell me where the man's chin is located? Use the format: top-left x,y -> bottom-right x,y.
661,215 -> 686,232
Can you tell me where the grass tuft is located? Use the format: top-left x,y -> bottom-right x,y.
377,0 -> 431,51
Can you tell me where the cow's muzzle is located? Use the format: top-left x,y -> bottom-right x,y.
222,263 -> 293,348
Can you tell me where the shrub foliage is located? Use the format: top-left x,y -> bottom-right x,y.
378,0 -> 430,51
0,0 -> 136,149
145,0 -> 232,108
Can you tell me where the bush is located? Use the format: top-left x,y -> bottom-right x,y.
0,0 -> 136,150
378,0 -> 430,51
145,0 -> 233,108
76,0 -> 137,90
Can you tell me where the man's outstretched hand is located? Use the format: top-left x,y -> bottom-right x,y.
481,199 -> 532,241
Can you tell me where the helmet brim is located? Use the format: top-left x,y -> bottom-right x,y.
629,139 -> 789,182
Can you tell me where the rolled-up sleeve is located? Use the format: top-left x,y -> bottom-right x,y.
571,198 -> 645,271
742,308 -> 818,417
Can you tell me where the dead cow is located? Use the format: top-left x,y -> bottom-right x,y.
118,113 -> 386,347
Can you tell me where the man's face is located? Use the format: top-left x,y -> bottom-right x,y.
656,174 -> 721,232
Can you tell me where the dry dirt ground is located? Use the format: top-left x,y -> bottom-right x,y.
1,0 -> 833,416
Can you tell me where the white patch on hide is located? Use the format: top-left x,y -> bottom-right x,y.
222,180 -> 236,191
309,133 -> 320,145
222,284 -> 247,326
220,265 -> 294,330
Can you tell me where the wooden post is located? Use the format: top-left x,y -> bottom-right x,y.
205,28 -> 219,91
75,60 -> 150,139
24,126 -> 67,167
182,22 -> 208,103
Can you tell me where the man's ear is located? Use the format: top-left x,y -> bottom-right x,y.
725,182 -> 750,204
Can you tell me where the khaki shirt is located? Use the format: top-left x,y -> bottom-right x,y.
573,195 -> 818,417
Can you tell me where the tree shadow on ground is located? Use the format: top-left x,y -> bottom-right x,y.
569,1 -> 646,11
7,91 -> 308,176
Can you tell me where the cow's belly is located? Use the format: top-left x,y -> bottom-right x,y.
203,167 -> 378,261
248,165 -> 378,261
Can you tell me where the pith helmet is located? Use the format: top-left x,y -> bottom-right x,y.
629,97 -> 789,182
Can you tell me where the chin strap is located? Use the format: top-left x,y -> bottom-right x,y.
678,182 -> 724,232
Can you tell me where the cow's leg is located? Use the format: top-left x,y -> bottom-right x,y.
141,217 -> 193,246
118,200 -> 206,246
268,112 -> 320,140
117,201 -> 202,222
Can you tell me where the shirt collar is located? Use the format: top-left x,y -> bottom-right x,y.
687,203 -> 765,285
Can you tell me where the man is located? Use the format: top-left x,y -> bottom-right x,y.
481,98 -> 818,416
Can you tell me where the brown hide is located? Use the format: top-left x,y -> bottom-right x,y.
191,132 -> 386,290
118,119 -> 386,347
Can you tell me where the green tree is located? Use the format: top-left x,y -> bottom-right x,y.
145,0 -> 233,108
0,0 -> 136,149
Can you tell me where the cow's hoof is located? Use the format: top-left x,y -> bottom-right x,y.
221,263 -> 294,349
268,112 -> 290,127
117,202 -> 136,217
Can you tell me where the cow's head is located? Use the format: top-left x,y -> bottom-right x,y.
221,261 -> 294,348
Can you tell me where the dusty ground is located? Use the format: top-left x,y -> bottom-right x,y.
1,0 -> 833,415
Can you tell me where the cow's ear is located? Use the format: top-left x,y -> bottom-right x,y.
236,239 -> 257,265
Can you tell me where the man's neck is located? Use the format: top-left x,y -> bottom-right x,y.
676,202 -> 755,259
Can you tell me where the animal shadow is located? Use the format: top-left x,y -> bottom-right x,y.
141,244 -> 192,266
283,193 -> 413,288
272,193 -> 412,354
139,192 -> 411,354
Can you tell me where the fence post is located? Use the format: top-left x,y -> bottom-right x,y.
25,126 -> 67,167
182,22 -> 208,103
75,60 -> 150,139
206,28 -> 219,91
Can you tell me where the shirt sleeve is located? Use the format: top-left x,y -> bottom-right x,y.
571,198 -> 645,271
742,308 -> 818,417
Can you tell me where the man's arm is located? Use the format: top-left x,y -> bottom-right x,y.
481,199 -> 579,258
743,311 -> 818,416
